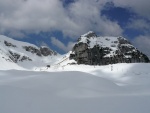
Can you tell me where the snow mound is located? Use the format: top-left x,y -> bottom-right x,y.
0,70 -> 150,113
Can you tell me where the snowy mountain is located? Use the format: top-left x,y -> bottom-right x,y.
0,35 -> 61,69
70,31 -> 149,65
0,34 -> 150,113
0,32 -> 149,70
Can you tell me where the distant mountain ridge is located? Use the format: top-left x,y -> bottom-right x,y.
70,31 -> 149,65
0,35 -> 59,69
0,32 -> 149,70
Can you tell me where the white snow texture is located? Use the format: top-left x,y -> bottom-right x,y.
0,35 -> 150,113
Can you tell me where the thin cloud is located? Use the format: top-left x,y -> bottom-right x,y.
127,19 -> 150,32
51,37 -> 75,52
113,0 -> 150,19
133,35 -> 150,58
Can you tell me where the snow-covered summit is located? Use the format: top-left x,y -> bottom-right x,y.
78,31 -> 132,52
70,31 -> 149,65
81,31 -> 97,37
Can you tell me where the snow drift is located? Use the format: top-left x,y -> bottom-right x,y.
0,70 -> 150,113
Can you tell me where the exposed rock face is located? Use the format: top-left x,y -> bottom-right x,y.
9,51 -> 32,63
23,46 -> 57,57
40,46 -> 57,56
70,31 -> 149,65
6,45 -> 57,63
23,46 -> 42,56
4,41 -> 16,47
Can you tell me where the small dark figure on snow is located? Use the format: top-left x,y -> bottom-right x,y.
46,65 -> 50,69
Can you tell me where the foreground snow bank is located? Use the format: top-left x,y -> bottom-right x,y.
42,63 -> 150,85
0,70 -> 150,113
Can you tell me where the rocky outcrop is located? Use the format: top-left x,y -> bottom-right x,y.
9,51 -> 32,63
4,41 -> 16,47
23,46 -> 42,56
23,46 -> 57,57
7,46 -> 57,63
40,46 -> 57,56
70,31 -> 149,65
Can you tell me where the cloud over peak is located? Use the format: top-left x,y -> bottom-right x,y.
0,0 -> 123,38
0,0 -> 150,55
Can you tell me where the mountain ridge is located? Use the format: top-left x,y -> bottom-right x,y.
0,35 -> 60,69
0,32 -> 149,70
70,31 -> 149,65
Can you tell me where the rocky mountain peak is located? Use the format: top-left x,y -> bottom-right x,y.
81,31 -> 97,38
70,32 -> 149,65
78,31 -> 97,42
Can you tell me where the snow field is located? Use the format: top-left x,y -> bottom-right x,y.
0,70 -> 150,113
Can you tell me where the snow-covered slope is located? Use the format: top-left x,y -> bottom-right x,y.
0,50 -> 25,70
1,68 -> 150,113
0,35 -> 61,70
53,63 -> 150,85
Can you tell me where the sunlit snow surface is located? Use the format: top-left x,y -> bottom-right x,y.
1,33 -> 150,113
0,63 -> 150,113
